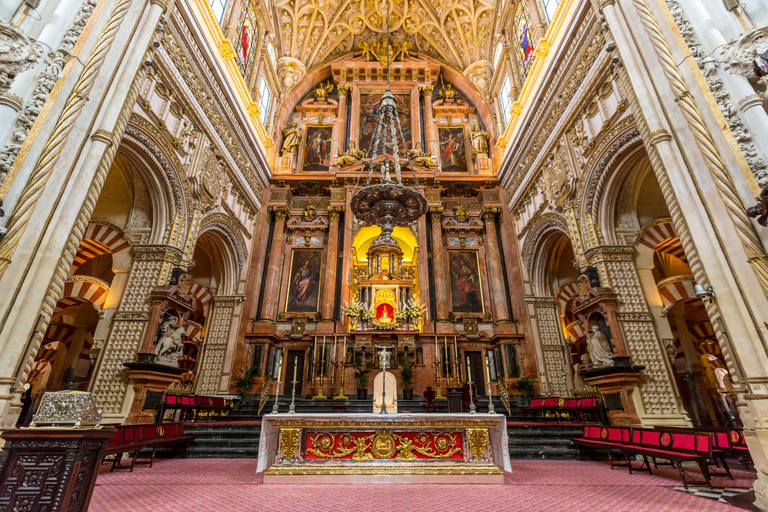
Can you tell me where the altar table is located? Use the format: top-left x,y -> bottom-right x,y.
256,413 -> 511,483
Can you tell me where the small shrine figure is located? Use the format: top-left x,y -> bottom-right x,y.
454,203 -> 468,223
406,142 -> 438,168
281,120 -> 302,156
470,122 -> 490,157
586,325 -> 614,367
332,141 -> 365,168
313,81 -> 334,101
438,82 -> 457,102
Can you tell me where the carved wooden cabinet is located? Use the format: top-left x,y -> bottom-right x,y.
0,427 -> 114,512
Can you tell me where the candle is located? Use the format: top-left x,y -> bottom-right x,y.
444,336 -> 448,362
435,335 -> 440,363
322,336 -> 327,376
293,357 -> 298,382
454,336 -> 459,360
466,357 -> 471,382
313,336 -> 318,360
485,355 -> 490,382
333,335 -> 337,363
276,356 -> 283,383
341,335 -> 347,364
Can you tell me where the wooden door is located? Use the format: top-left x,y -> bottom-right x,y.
285,350 -> 305,395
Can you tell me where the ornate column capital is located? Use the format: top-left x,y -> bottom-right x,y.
328,205 -> 345,221
429,206 -> 444,223
269,205 -> 289,222
337,84 -> 353,97
481,207 -> 500,224
419,85 -> 434,98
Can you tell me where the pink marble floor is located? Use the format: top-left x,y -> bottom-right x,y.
90,458 -> 757,512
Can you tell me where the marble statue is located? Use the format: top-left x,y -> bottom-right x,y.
586,325 -> 614,367
154,318 -> 185,366
406,142 -> 438,168
470,122 -> 489,157
281,121 -> 302,156
332,141 -> 365,168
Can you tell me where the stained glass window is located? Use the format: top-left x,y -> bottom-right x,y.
209,0 -> 227,23
235,1 -> 258,83
542,0 -> 560,21
513,1 -> 536,84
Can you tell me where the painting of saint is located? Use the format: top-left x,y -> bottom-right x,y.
358,91 -> 412,154
447,250 -> 484,314
438,127 -> 468,172
286,249 -> 323,313
303,126 -> 333,172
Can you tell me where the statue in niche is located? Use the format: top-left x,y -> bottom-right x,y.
281,120 -> 302,156
586,325 -> 614,367
470,122 -> 489,157
154,317 -> 185,366
332,141 -> 365,168
406,142 -> 438,168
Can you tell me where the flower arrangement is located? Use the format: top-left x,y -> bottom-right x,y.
371,320 -> 398,330
342,300 -> 368,319
400,298 -> 425,323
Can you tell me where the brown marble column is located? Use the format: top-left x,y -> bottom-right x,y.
420,86 -> 438,159
482,208 -> 509,322
261,207 -> 288,321
335,85 -> 351,158
430,206 -> 449,322
322,207 -> 343,320
416,213 -> 432,329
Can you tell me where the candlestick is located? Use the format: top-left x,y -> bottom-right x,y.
443,336 -> 449,383
334,336 -> 348,399
484,355 -> 490,383
322,336 -> 327,377
466,357 -> 472,382
270,356 -> 282,414
314,336 -> 328,399
293,357 -> 298,382
466,356 -> 476,414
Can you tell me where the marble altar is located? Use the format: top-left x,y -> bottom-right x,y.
256,413 -> 510,483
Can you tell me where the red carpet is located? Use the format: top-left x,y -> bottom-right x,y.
90,458 -> 756,511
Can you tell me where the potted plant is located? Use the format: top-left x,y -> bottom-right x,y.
353,356 -> 373,400
399,356 -> 415,400
515,376 -> 534,404
233,366 -> 258,403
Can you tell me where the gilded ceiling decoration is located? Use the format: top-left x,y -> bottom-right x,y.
275,0 -> 496,72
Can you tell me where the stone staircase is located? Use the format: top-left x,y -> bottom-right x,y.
184,394 -> 581,460
507,424 -> 582,460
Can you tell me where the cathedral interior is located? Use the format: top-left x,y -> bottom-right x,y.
1,0 -> 768,509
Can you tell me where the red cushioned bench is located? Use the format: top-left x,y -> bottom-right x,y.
572,425 -> 632,470
620,428 -> 715,489
560,397 -> 599,423
157,393 -> 234,423
522,397 -> 560,421
104,422 -> 193,472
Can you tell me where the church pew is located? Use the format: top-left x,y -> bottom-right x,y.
572,425 -> 632,470
104,422 -> 193,472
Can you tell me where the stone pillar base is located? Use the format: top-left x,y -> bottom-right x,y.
123,361 -> 186,424
583,371 -> 643,426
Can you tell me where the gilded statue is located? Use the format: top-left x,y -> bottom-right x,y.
303,201 -> 317,221
332,141 -> 365,168
438,82 -> 457,101
281,120 -> 302,156
313,81 -> 334,101
586,325 -> 614,367
470,122 -> 489,157
406,142 -> 438,168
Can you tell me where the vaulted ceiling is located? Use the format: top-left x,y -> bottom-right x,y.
274,0 -> 497,72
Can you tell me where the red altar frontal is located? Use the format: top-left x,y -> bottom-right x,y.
256,413 -> 510,483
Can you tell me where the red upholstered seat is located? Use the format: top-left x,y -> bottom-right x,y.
543,398 -> 559,407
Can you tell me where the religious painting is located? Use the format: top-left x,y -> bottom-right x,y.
447,250 -> 484,314
514,1 -> 536,83
285,249 -> 323,313
303,125 -> 333,172
235,0 -> 258,83
358,90 -> 412,155
438,127 -> 468,172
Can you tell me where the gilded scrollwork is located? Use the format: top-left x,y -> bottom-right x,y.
305,430 -> 462,461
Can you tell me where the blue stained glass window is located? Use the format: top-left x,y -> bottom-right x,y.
235,1 -> 258,83
513,1 -> 536,84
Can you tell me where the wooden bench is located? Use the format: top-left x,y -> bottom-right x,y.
621,428 -> 717,489
560,397 -> 599,423
104,423 -> 192,472
572,425 -> 632,470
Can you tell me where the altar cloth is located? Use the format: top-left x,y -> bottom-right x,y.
256,413 -> 511,483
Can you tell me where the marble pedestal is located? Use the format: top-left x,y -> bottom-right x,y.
257,413 -> 511,483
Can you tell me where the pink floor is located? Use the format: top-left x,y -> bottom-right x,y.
90,458 -> 757,512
